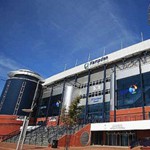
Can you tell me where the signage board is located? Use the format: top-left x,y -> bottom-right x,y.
91,120 -> 150,131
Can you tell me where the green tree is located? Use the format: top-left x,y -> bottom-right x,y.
61,96 -> 81,125
60,96 -> 81,150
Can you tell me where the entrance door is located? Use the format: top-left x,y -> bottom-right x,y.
91,131 -> 103,145
106,131 -> 136,146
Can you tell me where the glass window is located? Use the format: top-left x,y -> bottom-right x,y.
37,97 -> 49,117
87,102 -> 110,123
96,80 -> 99,85
83,94 -> 86,98
37,94 -> 62,117
93,81 -> 96,85
143,72 -> 150,106
106,77 -> 110,82
84,83 -> 87,88
117,71 -> 150,109
117,74 -> 142,109
89,93 -> 92,97
92,92 -> 94,97
49,94 -> 62,116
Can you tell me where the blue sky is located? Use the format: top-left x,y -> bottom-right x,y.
0,0 -> 150,94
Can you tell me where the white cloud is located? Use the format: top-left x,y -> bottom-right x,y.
69,0 -> 140,58
0,55 -> 22,78
0,55 -> 21,70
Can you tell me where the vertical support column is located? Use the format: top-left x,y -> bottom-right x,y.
84,70 -> 91,124
57,79 -> 66,125
74,74 -> 78,84
45,85 -> 53,124
114,64 -> 117,122
16,116 -> 27,150
74,74 -> 78,92
16,81 -> 40,150
30,80 -> 40,123
31,80 -> 40,109
102,64 -> 106,122
138,58 -> 145,120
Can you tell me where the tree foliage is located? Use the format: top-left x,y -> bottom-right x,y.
60,96 -> 81,126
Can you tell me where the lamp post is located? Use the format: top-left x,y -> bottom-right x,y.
16,80 -> 41,150
16,109 -> 33,150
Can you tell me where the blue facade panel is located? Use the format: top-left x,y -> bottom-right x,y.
0,78 -> 41,116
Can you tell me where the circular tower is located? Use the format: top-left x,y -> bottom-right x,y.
0,69 -> 44,116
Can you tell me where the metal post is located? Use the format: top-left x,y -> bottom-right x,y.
57,79 -> 66,125
20,118 -> 29,150
84,69 -> 90,124
114,64 -> 117,122
74,74 -> 78,85
45,85 -> 53,124
138,58 -> 145,120
16,80 -> 40,150
31,80 -> 40,109
102,64 -> 106,122
16,116 -> 27,150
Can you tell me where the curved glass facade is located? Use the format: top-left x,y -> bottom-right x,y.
0,73 -> 42,116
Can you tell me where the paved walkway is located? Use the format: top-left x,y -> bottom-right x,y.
48,146 -> 129,150
0,142 -> 131,150
0,142 -> 47,150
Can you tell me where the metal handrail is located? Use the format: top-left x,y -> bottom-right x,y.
47,124 -> 86,144
130,138 -> 150,149
1,129 -> 20,142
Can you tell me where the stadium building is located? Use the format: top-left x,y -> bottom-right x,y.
1,39 -> 150,147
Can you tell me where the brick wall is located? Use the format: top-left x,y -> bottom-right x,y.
58,124 -> 91,147
110,106 -> 150,122
0,115 -> 22,141
141,147 -> 150,150
136,130 -> 150,139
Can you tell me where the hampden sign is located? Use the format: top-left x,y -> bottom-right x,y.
84,56 -> 108,69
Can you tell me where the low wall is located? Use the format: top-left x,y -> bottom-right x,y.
0,115 -> 22,141
58,124 -> 91,147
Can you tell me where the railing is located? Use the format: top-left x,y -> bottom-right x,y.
47,125 -> 66,144
3,125 -> 43,144
3,123 -> 87,146
21,124 -> 57,146
47,123 -> 86,145
24,125 -> 48,146
130,138 -> 150,149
